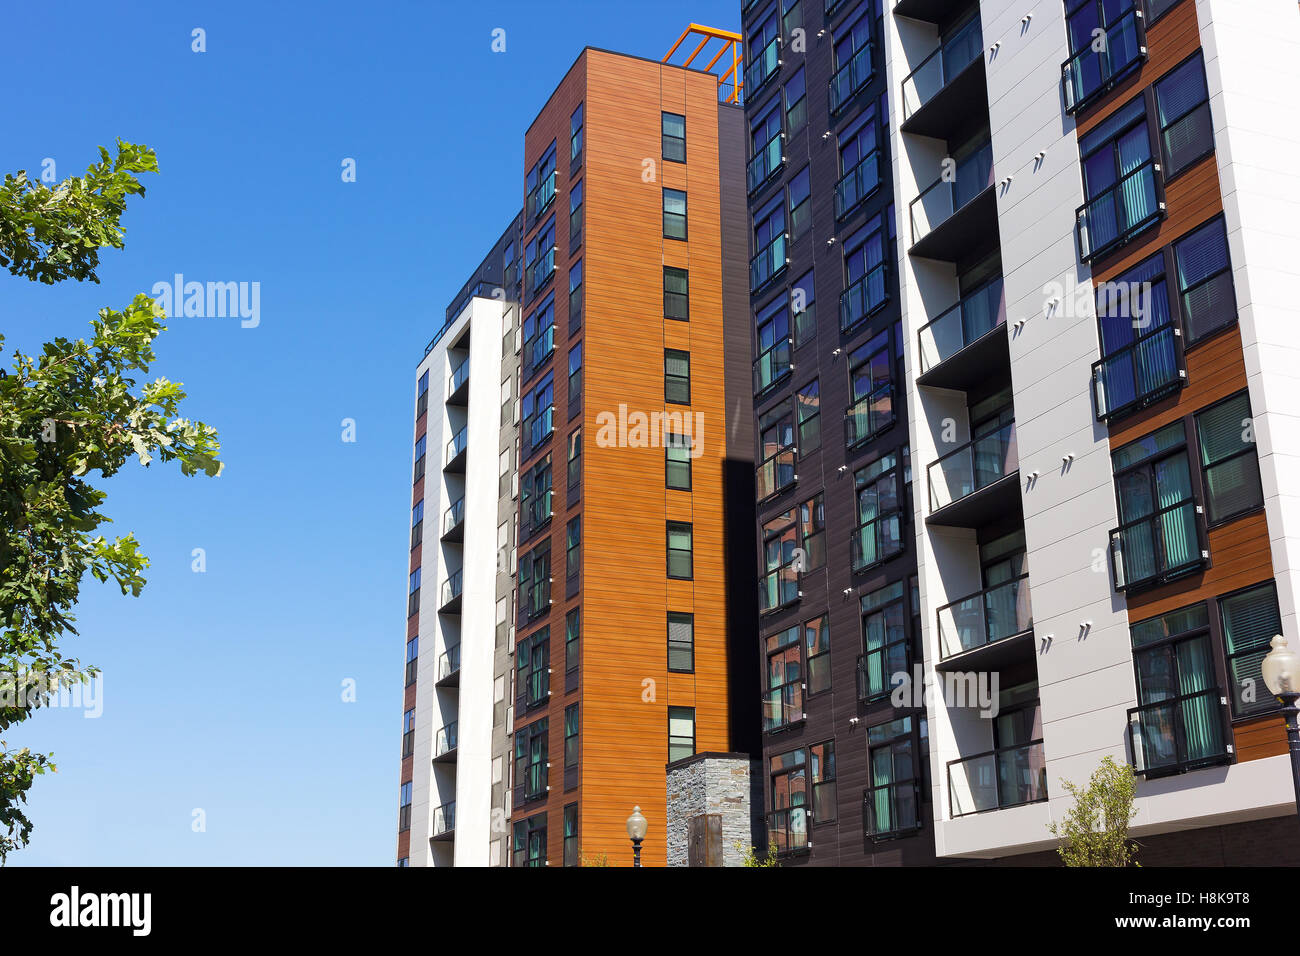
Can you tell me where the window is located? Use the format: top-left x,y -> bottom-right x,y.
753,294 -> 792,396
524,216 -> 557,295
841,214 -> 888,332
566,515 -> 581,580
760,508 -> 800,613
416,370 -> 429,418
799,494 -> 825,570
563,804 -> 579,867
521,455 -> 553,537
526,140 -> 557,223
1155,53 -> 1213,178
1063,0 -> 1145,114
401,708 -> 415,757
398,781 -> 413,831
1128,603 -> 1231,775
1196,392 -> 1263,524
781,0 -> 802,36
413,435 -> 427,482
791,268 -> 815,347
521,372 -> 555,456
567,428 -> 581,490
517,627 -> 550,709
810,740 -> 837,822
666,432 -> 692,490
668,706 -> 695,762
567,342 -> 582,416
1220,582 -> 1283,718
751,194 -> 787,292
865,716 -> 925,840
512,811 -> 547,867
796,380 -> 820,453
665,349 -> 691,404
757,400 -> 796,500
852,452 -> 904,573
1175,217 -> 1237,343
407,568 -> 421,617
397,857 -> 409,868
569,178 -> 584,251
859,580 -> 909,702
1092,250 -> 1180,420
845,327 -> 894,446
565,608 -> 580,674
663,188 -> 688,239
745,10 -> 781,94
804,615 -> 831,695
564,703 -> 580,773
788,167 -> 811,240
518,545 -> 551,620
768,748 -> 808,853
662,112 -> 686,163
784,66 -> 806,135
829,6 -> 872,114
514,716 -> 549,802
836,106 -> 880,219
522,293 -> 556,381
1110,421 -> 1202,590
668,611 -> 694,673
405,637 -> 418,686
1076,94 -> 1158,260
568,259 -> 583,330
570,103 -> 583,165
664,266 -> 689,321
748,101 -> 783,195
667,521 -> 694,579
411,499 -> 424,550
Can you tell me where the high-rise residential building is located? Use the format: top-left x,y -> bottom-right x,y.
398,38 -> 760,867
743,0 -> 1300,865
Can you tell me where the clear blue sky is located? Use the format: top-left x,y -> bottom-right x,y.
2,0 -> 740,866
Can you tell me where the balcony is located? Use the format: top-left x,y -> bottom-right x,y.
757,446 -> 796,502
445,427 -> 468,473
759,566 -> 800,614
829,42 -> 874,117
916,277 -> 1007,390
844,384 -> 896,450
834,148 -> 882,221
839,262 -> 888,335
1077,159 -> 1164,262
747,133 -> 784,195
763,683 -> 804,733
436,644 -> 460,687
1110,498 -> 1207,592
850,510 -> 904,574
900,19 -> 986,141
750,232 -> 789,294
433,721 -> 458,762
440,569 -> 463,613
892,0 -> 957,21
766,806 -> 810,856
1063,7 -> 1147,115
431,801 -> 456,840
927,421 -> 1018,528
936,574 -> 1033,667
753,336 -> 793,398
1127,687 -> 1233,778
909,142 -> 997,260
447,359 -> 470,406
441,497 -> 465,541
948,740 -> 1048,817
1092,323 -> 1185,422
745,36 -> 781,97
863,781 -> 923,842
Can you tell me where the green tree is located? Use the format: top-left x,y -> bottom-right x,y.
734,840 -> 779,867
1047,754 -> 1141,867
0,141 -> 221,862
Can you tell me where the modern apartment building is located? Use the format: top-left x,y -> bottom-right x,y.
743,0 -> 1300,864
398,40 -> 760,867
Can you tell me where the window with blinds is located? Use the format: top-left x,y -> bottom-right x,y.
668,612 -> 694,673
1175,217 -> 1237,342
1219,583 -> 1282,717
1155,53 -> 1214,178
1196,392 -> 1263,524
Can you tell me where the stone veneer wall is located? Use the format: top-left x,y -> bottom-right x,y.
666,753 -> 763,867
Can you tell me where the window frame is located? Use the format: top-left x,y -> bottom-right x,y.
668,611 -> 695,673
667,520 -> 694,580
663,187 -> 688,240
1195,390 -> 1264,527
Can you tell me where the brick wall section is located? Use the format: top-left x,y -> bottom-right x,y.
666,753 -> 763,867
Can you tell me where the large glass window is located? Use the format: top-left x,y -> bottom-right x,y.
524,216 -> 556,295
522,294 -> 556,380
754,294 -> 792,396
520,455 -> 553,537
518,545 -> 551,620
765,625 -> 803,732
512,812 -> 546,867
570,104 -> 583,165
751,193 -> 787,292
1063,0 -> 1145,113
667,521 -> 694,579
859,580 -> 909,702
1196,392 -> 1263,524
845,327 -> 894,447
516,628 -> 550,708
791,267 -> 815,347
662,112 -> 686,163
668,706 -> 696,762
784,66 -> 807,134
1077,95 -> 1158,258
1092,251 -> 1178,420
1220,582 -> 1283,718
1175,217 -> 1237,343
663,188 -> 688,239
568,178 -> 584,250
852,452 -> 904,574
666,432 -> 692,490
836,106 -> 880,220
788,167 -> 811,240
563,804 -> 578,867
565,608 -> 580,675
804,615 -> 830,695
1110,421 -> 1201,589
525,141 -> 557,223
768,748 -> 808,853
514,717 -> 549,802
665,349 -> 691,404
668,611 -> 694,673
1155,53 -> 1213,178
748,101 -> 784,195
566,515 -> 581,580
810,740 -> 837,822
796,379 -> 820,453
521,372 -> 555,456
760,508 -> 800,612
866,716 -> 925,840
664,266 -> 689,321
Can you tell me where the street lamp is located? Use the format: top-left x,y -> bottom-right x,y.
1261,633 -> 1300,831
625,806 -> 647,867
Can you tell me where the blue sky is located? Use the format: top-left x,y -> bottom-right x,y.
2,0 -> 740,865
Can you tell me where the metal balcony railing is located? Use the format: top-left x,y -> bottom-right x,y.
863,780 -> 923,841
1110,498 -> 1206,591
1092,323 -> 1183,421
834,148 -> 881,220
1127,687 -> 1233,777
1063,6 -> 1146,114
766,806 -> 810,855
850,511 -> 903,573
750,232 -> 789,293
1077,159 -> 1163,261
839,262 -> 888,334
757,445 -> 796,501
844,384 -> 895,449
936,573 -> 1032,660
829,42 -> 873,115
948,740 -> 1048,817
747,133 -> 784,194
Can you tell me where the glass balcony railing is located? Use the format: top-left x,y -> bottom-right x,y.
759,566 -> 800,613
527,170 -> 556,222
442,497 -> 465,536
432,801 -> 456,837
1092,323 -> 1182,421
750,232 -> 788,293
863,780 -> 922,841
850,511 -> 903,573
1063,7 -> 1146,114
1077,159 -> 1162,262
763,682 -> 803,732
757,446 -> 796,501
527,247 -> 555,295
949,740 -> 1048,817
525,326 -> 555,378
834,148 -> 881,220
766,806 -> 810,855
1110,498 -> 1205,591
434,721 -> 458,757
927,421 -> 1017,513
829,42 -> 873,115
747,133 -> 784,194
839,262 -> 888,334
901,16 -> 983,121
445,427 -> 468,466
753,337 -> 793,396
910,141 -> 994,248
438,644 -> 460,682
844,384 -> 895,449
936,573 -> 1032,660
745,36 -> 781,96
448,359 -> 469,397
917,277 -> 1005,373
1128,687 -> 1232,777
440,569 -> 463,608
